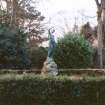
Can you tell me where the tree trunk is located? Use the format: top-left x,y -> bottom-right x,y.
10,0 -> 18,28
97,18 -> 103,68
101,0 -> 105,47
95,0 -> 103,68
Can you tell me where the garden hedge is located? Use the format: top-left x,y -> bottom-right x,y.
0,74 -> 105,105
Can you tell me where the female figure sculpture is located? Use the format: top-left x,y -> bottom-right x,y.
48,28 -> 56,58
41,27 -> 58,76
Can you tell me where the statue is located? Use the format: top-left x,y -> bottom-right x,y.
48,28 -> 56,58
41,28 -> 58,76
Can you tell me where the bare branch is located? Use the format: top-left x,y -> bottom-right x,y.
95,0 -> 100,7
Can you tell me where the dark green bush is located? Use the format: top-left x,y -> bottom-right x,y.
0,24 -> 30,69
54,33 -> 93,68
0,74 -> 105,105
29,47 -> 47,69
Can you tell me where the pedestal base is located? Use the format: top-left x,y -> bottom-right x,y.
41,57 -> 58,76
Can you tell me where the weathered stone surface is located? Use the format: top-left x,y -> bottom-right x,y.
41,57 -> 58,76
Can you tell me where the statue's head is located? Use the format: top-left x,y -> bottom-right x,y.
49,27 -> 55,34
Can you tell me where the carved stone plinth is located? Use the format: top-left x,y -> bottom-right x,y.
41,57 -> 58,76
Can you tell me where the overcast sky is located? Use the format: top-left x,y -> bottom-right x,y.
2,0 -> 98,35
38,0 -> 97,34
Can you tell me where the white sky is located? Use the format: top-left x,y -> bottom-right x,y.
38,0 -> 97,35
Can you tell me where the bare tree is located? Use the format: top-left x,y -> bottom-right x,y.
0,0 -> 47,46
95,0 -> 103,68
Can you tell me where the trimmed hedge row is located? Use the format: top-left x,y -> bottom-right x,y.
0,74 -> 105,105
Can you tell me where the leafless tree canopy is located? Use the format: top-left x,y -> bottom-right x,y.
0,0 -> 47,46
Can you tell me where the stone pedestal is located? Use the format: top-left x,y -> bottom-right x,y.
41,57 -> 58,76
